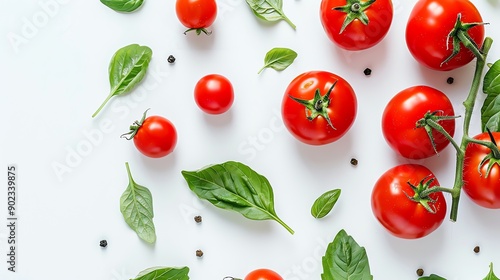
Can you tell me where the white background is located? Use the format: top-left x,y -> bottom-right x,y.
1,0 -> 500,279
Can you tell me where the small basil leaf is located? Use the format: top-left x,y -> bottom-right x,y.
418,275 -> 447,280
258,47 -> 297,74
484,263 -> 500,280
321,229 -> 373,280
481,59 -> 500,132
131,266 -> 190,280
181,161 -> 294,234
100,0 -> 144,13
120,162 -> 156,243
245,0 -> 296,29
311,189 -> 341,219
93,44 -> 152,117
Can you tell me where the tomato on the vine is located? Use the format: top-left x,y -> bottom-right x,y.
224,268 -> 283,280
121,110 -> 177,158
371,164 -> 447,239
175,0 -> 217,35
194,74 -> 234,115
463,132 -> 500,209
405,0 -> 485,71
382,85 -> 456,159
281,71 -> 357,145
320,0 -> 393,51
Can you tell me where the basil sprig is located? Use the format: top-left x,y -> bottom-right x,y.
481,59 -> 500,132
92,44 -> 152,118
245,0 -> 296,30
322,229 -> 373,280
181,161 -> 294,234
100,0 -> 144,13
311,189 -> 341,219
120,162 -> 156,243
258,47 -> 297,74
131,266 -> 190,280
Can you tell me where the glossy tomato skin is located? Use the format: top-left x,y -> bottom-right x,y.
371,164 -> 447,239
320,0 -> 393,51
175,0 -> 217,29
463,132 -> 500,209
382,85 -> 455,159
133,116 -> 177,158
281,71 -> 357,145
245,269 -> 283,280
405,0 -> 484,71
194,74 -> 234,115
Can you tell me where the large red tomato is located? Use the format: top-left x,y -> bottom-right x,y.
320,0 -> 393,51
463,132 -> 500,209
405,0 -> 485,71
281,71 -> 357,145
175,0 -> 217,35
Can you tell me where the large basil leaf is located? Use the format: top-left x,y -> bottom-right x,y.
311,189 -> 341,219
419,275 -> 447,280
120,162 -> 156,243
181,161 -> 294,234
131,266 -> 190,280
484,263 -> 500,280
481,59 -> 500,132
258,47 -> 297,74
92,44 -> 152,117
321,229 -> 373,280
245,0 -> 296,29
100,0 -> 144,13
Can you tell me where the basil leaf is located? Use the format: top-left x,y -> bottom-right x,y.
484,263 -> 500,280
311,189 -> 341,219
181,161 -> 294,234
419,275 -> 447,280
92,44 -> 153,118
131,266 -> 190,280
100,0 -> 144,13
258,47 -> 297,74
120,162 -> 156,243
245,0 -> 296,30
481,59 -> 500,132
321,229 -> 373,280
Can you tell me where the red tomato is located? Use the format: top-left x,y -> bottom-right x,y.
405,0 -> 484,71
463,132 -> 500,209
371,164 -> 447,239
175,0 -> 217,35
382,85 -> 455,159
122,110 -> 177,158
194,74 -> 234,115
320,0 -> 393,51
244,269 -> 283,280
281,71 -> 357,145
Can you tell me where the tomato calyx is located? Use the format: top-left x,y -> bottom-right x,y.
441,13 -> 488,67
416,110 -> 460,155
288,81 -> 337,129
333,0 -> 375,33
120,109 -> 150,140
184,27 -> 212,36
476,129 -> 500,178
404,175 -> 440,214
223,277 -> 241,280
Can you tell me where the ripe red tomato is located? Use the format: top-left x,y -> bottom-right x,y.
382,85 -> 455,159
320,0 -> 393,51
405,0 -> 484,71
122,110 -> 177,158
281,71 -> 357,145
194,74 -> 234,115
371,164 -> 447,239
463,132 -> 500,209
240,269 -> 283,280
175,0 -> 217,35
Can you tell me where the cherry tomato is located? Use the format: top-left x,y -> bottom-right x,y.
194,74 -> 234,115
463,132 -> 500,209
281,71 -> 357,145
225,268 -> 283,280
371,164 -> 447,239
320,0 -> 393,51
405,0 -> 484,71
121,110 -> 177,158
175,0 -> 217,35
382,85 -> 455,159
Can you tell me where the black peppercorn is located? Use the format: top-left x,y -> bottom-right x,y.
350,158 -> 358,166
447,77 -> 454,84
100,240 -> 108,248
363,68 -> 372,76
194,215 -> 202,223
474,246 -> 480,253
196,249 -> 203,257
167,55 -> 176,64
416,268 -> 424,276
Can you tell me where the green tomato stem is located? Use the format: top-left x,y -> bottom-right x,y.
466,136 -> 500,159
426,118 -> 462,156
92,92 -> 114,118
